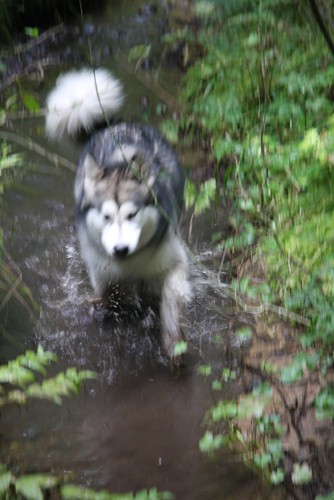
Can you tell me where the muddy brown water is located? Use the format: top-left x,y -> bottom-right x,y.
0,2 -> 278,498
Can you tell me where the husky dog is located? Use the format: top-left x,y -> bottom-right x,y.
46,68 -> 191,363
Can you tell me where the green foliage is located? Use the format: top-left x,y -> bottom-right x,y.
0,350 -> 173,498
128,44 -> 151,72
185,178 -> 216,215
15,472 -> 58,500
0,346 -> 97,407
173,340 -> 188,357
198,374 -> 284,482
316,493 -> 334,500
0,463 -> 172,500
159,120 -> 179,144
197,364 -> 212,377
0,142 -> 23,195
315,387 -> 334,420
128,44 -> 151,62
22,91 -> 40,112
279,351 -> 320,384
61,484 -> 173,500
0,349 -> 97,498
236,326 -> 253,343
291,462 -> 312,485
0,465 -> 59,500
24,27 -> 39,38
179,2 -> 334,490
199,430 -> 224,453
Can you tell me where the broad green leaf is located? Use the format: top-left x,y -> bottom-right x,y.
23,92 -> 40,112
291,463 -> 312,485
15,474 -> 58,500
0,470 -> 12,494
173,341 -> 188,357
24,26 -> 39,38
128,44 -> 151,62
197,364 -> 212,377
270,468 -> 285,484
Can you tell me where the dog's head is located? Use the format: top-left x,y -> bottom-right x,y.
78,152 -> 160,258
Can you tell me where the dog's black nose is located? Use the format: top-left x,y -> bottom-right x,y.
113,245 -> 129,257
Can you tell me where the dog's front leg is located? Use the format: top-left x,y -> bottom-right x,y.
160,264 -> 192,365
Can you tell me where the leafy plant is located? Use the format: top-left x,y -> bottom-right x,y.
0,345 -> 97,407
0,347 -> 97,498
0,463 -> 172,500
61,485 -> 172,500
175,0 -> 334,493
0,466 -> 59,500
185,178 -> 216,215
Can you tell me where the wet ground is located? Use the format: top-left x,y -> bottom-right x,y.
0,1 -> 280,498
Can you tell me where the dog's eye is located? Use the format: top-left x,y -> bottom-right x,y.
127,212 -> 137,221
104,214 -> 111,221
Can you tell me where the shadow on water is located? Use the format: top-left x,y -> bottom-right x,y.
0,1 -> 279,498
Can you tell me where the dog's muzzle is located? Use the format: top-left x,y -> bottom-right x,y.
113,244 -> 129,258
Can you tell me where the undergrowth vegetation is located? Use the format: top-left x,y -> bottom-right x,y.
174,0 -> 334,496
0,349 -> 170,499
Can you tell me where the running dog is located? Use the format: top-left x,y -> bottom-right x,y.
45,68 -> 191,364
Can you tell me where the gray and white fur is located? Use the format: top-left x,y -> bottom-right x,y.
46,68 -> 191,363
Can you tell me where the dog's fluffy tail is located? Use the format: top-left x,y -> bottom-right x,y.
45,68 -> 124,140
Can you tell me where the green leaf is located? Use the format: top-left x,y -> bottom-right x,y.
173,341 -> 188,357
61,485 -> 173,500
15,474 -> 58,500
0,470 -> 12,494
236,326 -> 253,342
270,468 -> 285,484
23,92 -> 40,112
128,44 -> 151,62
24,26 -> 39,38
291,462 -> 312,485
199,430 -> 224,453
212,379 -> 222,391
194,179 -> 216,215
26,368 -> 97,404
197,364 -> 212,377
184,180 -> 197,209
61,484 -> 113,499
316,493 -> 334,500
315,387 -> 334,420
159,120 -> 179,144
279,363 -> 303,384
211,400 -> 237,421
267,439 -> 283,463
254,452 -> 272,469
0,363 -> 35,385
194,2 -> 215,17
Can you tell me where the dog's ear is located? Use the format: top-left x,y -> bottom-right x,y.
83,154 -> 105,181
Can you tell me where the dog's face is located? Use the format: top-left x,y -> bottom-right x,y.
81,153 -> 159,258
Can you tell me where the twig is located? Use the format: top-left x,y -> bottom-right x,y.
0,247 -> 38,320
12,24 -> 66,56
0,130 -> 77,172
3,109 -> 46,120
0,57 -> 62,92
